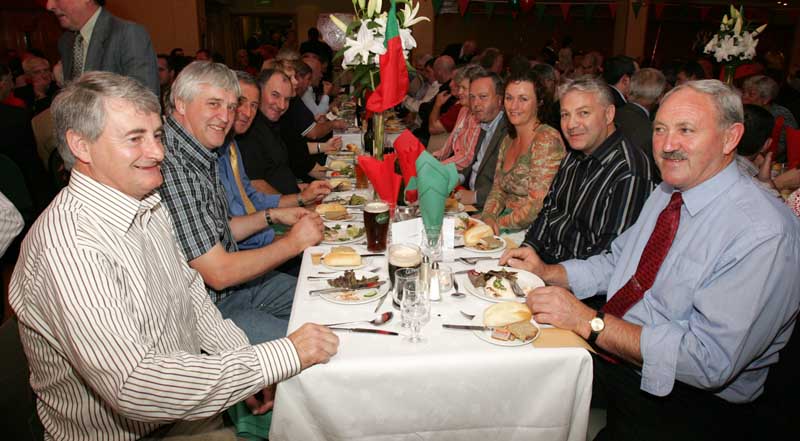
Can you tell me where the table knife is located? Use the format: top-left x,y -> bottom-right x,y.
442,324 -> 494,331
329,327 -> 399,336
309,281 -> 386,296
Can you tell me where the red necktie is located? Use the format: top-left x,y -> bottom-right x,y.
602,192 -> 683,318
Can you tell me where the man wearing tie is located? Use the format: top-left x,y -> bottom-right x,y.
501,80 -> 800,439
48,0 -> 159,95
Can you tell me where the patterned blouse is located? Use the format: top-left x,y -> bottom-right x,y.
787,188 -> 800,218
481,124 -> 566,231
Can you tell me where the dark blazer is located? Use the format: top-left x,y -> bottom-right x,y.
614,103 -> 660,181
463,114 -> 509,209
609,85 -> 627,108
58,8 -> 159,95
442,43 -> 473,65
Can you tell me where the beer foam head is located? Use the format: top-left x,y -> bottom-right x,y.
389,244 -> 421,266
364,201 -> 389,213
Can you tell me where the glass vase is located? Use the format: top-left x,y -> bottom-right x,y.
373,111 -> 385,160
723,64 -> 737,86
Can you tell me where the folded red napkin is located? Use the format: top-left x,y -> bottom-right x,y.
357,154 -> 402,206
786,126 -> 800,169
393,130 -> 424,186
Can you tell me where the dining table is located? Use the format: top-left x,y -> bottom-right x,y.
268,196 -> 594,441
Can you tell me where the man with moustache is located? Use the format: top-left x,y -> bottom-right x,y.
521,76 -> 655,266
501,80 -> 800,440
454,71 -> 507,209
10,71 -> 339,441
219,70 -> 330,250
159,62 -> 324,344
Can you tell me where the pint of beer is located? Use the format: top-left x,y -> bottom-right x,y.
388,244 -> 422,308
363,201 -> 390,252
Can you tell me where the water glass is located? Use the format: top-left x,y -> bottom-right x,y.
434,264 -> 453,292
421,226 -> 443,261
402,281 -> 431,343
392,267 -> 419,322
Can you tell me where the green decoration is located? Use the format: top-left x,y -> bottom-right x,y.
632,1 -> 642,19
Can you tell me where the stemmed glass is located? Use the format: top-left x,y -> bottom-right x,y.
402,280 -> 431,343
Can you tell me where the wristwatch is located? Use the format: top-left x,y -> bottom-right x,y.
264,209 -> 273,226
296,194 -> 305,207
587,311 -> 605,344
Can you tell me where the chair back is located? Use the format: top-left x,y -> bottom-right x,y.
0,318 -> 43,440
0,154 -> 34,224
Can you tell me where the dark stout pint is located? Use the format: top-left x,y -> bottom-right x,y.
388,244 -> 422,308
363,201 -> 390,252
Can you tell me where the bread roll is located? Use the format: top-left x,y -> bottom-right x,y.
483,302 -> 532,327
464,224 -> 493,246
329,160 -> 348,171
316,203 -> 347,218
324,247 -> 362,266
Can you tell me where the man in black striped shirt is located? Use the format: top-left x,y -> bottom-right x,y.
519,77 -> 655,265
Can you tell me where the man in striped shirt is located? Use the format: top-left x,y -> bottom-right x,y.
10,72 -> 338,441
516,77 -> 656,266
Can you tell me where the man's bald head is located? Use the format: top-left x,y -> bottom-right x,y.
433,55 -> 455,84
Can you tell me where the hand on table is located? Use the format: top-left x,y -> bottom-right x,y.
286,212 -> 324,249
288,323 -> 340,370
323,137 -> 343,154
526,286 -> 595,338
269,207 -> 312,226
301,180 -> 332,203
245,384 -> 275,415
455,189 -> 477,205
499,246 -> 546,277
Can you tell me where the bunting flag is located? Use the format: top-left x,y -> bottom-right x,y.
585,4 -> 596,24
632,1 -> 643,18
560,3 -> 571,21
432,0 -> 443,14
654,3 -> 666,20
608,3 -> 618,19
536,3 -> 546,21
366,0 -> 409,113
458,0 -> 470,16
699,6 -> 711,21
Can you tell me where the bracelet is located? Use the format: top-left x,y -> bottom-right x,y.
297,193 -> 305,207
264,209 -> 273,226
317,143 -> 322,153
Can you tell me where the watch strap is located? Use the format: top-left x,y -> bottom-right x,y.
588,310 -> 605,344
264,209 -> 273,226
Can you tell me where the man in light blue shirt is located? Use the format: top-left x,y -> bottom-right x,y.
501,80 -> 800,440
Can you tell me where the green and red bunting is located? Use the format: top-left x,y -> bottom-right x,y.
366,0 -> 409,113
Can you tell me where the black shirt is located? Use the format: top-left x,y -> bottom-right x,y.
237,111 -> 300,195
279,97 -> 317,183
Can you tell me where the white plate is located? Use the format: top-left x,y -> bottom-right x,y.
321,212 -> 354,222
321,258 -> 366,271
463,235 -> 507,254
316,271 -> 389,305
326,168 -> 355,179
471,315 -> 540,347
453,215 -> 485,238
463,265 -> 545,303
444,202 -> 465,215
322,191 -> 369,208
323,222 -> 366,245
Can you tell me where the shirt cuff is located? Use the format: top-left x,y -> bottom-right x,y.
562,259 -> 599,300
252,337 -> 302,386
639,322 -> 684,397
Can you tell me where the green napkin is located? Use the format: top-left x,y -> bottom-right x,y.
415,151 -> 458,240
227,402 -> 271,441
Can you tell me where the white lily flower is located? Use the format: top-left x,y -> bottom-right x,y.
358,0 -> 365,9
754,24 -> 767,36
330,14 -> 348,33
401,1 -> 431,28
704,35 -> 719,54
367,0 -> 376,18
730,5 -> 738,19
398,26 -> 417,52
734,16 -> 742,36
342,21 -> 386,67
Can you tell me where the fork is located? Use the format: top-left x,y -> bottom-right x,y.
457,256 -> 496,265
509,278 -> 526,298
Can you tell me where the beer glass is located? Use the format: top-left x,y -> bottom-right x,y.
363,201 -> 390,252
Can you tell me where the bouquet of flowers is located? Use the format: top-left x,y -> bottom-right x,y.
703,5 -> 766,66
330,0 -> 429,99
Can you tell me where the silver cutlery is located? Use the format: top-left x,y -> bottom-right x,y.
328,327 -> 399,336
457,256 -> 497,265
450,278 -> 466,298
459,310 -> 476,320
322,311 -> 393,328
309,281 -> 386,296
442,324 -> 493,331
509,279 -> 526,298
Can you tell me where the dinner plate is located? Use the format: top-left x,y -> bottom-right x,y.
322,222 -> 366,245
463,235 -> 507,253
316,271 -> 389,305
321,257 -> 366,271
322,191 -> 370,208
463,264 -> 545,303
321,212 -> 354,222
453,215 -> 485,239
326,168 -> 355,178
444,202 -> 465,215
471,315 -> 540,347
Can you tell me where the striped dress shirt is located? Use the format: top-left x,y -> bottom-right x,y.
10,171 -> 300,441
523,130 -> 656,263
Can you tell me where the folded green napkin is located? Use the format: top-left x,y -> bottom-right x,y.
415,151 -> 458,240
227,402 -> 271,441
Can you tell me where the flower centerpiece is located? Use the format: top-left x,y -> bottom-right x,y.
330,0 -> 429,158
703,5 -> 767,85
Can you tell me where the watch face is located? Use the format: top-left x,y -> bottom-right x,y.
590,318 -> 605,332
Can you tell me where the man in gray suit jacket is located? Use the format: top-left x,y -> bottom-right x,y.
457,71 -> 507,209
49,0 -> 159,96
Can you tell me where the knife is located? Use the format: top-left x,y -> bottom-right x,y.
442,324 -> 494,331
328,327 -> 399,336
309,280 -> 386,296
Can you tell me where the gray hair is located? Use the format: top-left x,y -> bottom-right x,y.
453,64 -> 485,85
275,48 -> 300,62
52,71 -> 160,170
235,70 -> 259,92
629,68 -> 666,105
661,79 -> 743,127
22,56 -> 49,74
169,61 -> 240,113
742,74 -> 779,103
469,70 -> 503,96
557,75 -> 615,107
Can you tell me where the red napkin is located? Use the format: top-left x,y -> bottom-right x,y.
393,130 -> 425,186
769,116 -> 785,157
357,153 -> 402,206
786,126 -> 800,169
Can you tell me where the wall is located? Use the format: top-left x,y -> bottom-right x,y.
106,0 -> 202,54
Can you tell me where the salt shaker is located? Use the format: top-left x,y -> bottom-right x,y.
429,261 -> 441,302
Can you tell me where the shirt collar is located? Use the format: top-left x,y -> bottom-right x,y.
480,111 -> 504,132
165,116 -> 218,169
79,7 -> 102,43
575,129 -> 623,162
663,159 -> 739,217
68,169 -> 161,234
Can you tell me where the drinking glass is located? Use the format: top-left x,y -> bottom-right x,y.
434,264 -> 453,292
402,281 -> 431,343
421,226 -> 443,261
363,201 -> 390,252
392,267 -> 419,322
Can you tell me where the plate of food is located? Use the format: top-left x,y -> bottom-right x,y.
464,264 -> 545,303
473,302 -> 541,346
326,165 -> 355,178
316,203 -> 353,221
444,197 -> 464,215
321,246 -> 366,270
328,178 -> 353,192
323,192 -> 368,208
454,214 -> 485,239
323,222 -> 365,245
317,270 -> 389,305
461,224 -> 506,253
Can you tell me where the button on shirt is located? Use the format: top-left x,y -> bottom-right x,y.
218,141 -> 280,250
468,111 -> 504,190
563,162 -> 800,403
9,171 -> 300,441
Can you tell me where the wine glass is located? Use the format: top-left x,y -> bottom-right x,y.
402,281 -> 431,343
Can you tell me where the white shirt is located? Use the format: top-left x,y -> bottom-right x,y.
301,86 -> 329,116
469,111 -> 504,190
76,7 -> 102,68
10,171 -> 301,441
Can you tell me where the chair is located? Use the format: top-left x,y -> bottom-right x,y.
31,109 -> 57,173
0,154 -> 34,224
0,318 -> 43,441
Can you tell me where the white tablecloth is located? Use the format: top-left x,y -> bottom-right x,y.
269,242 -> 593,441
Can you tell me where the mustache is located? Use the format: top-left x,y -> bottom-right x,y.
661,151 -> 688,160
